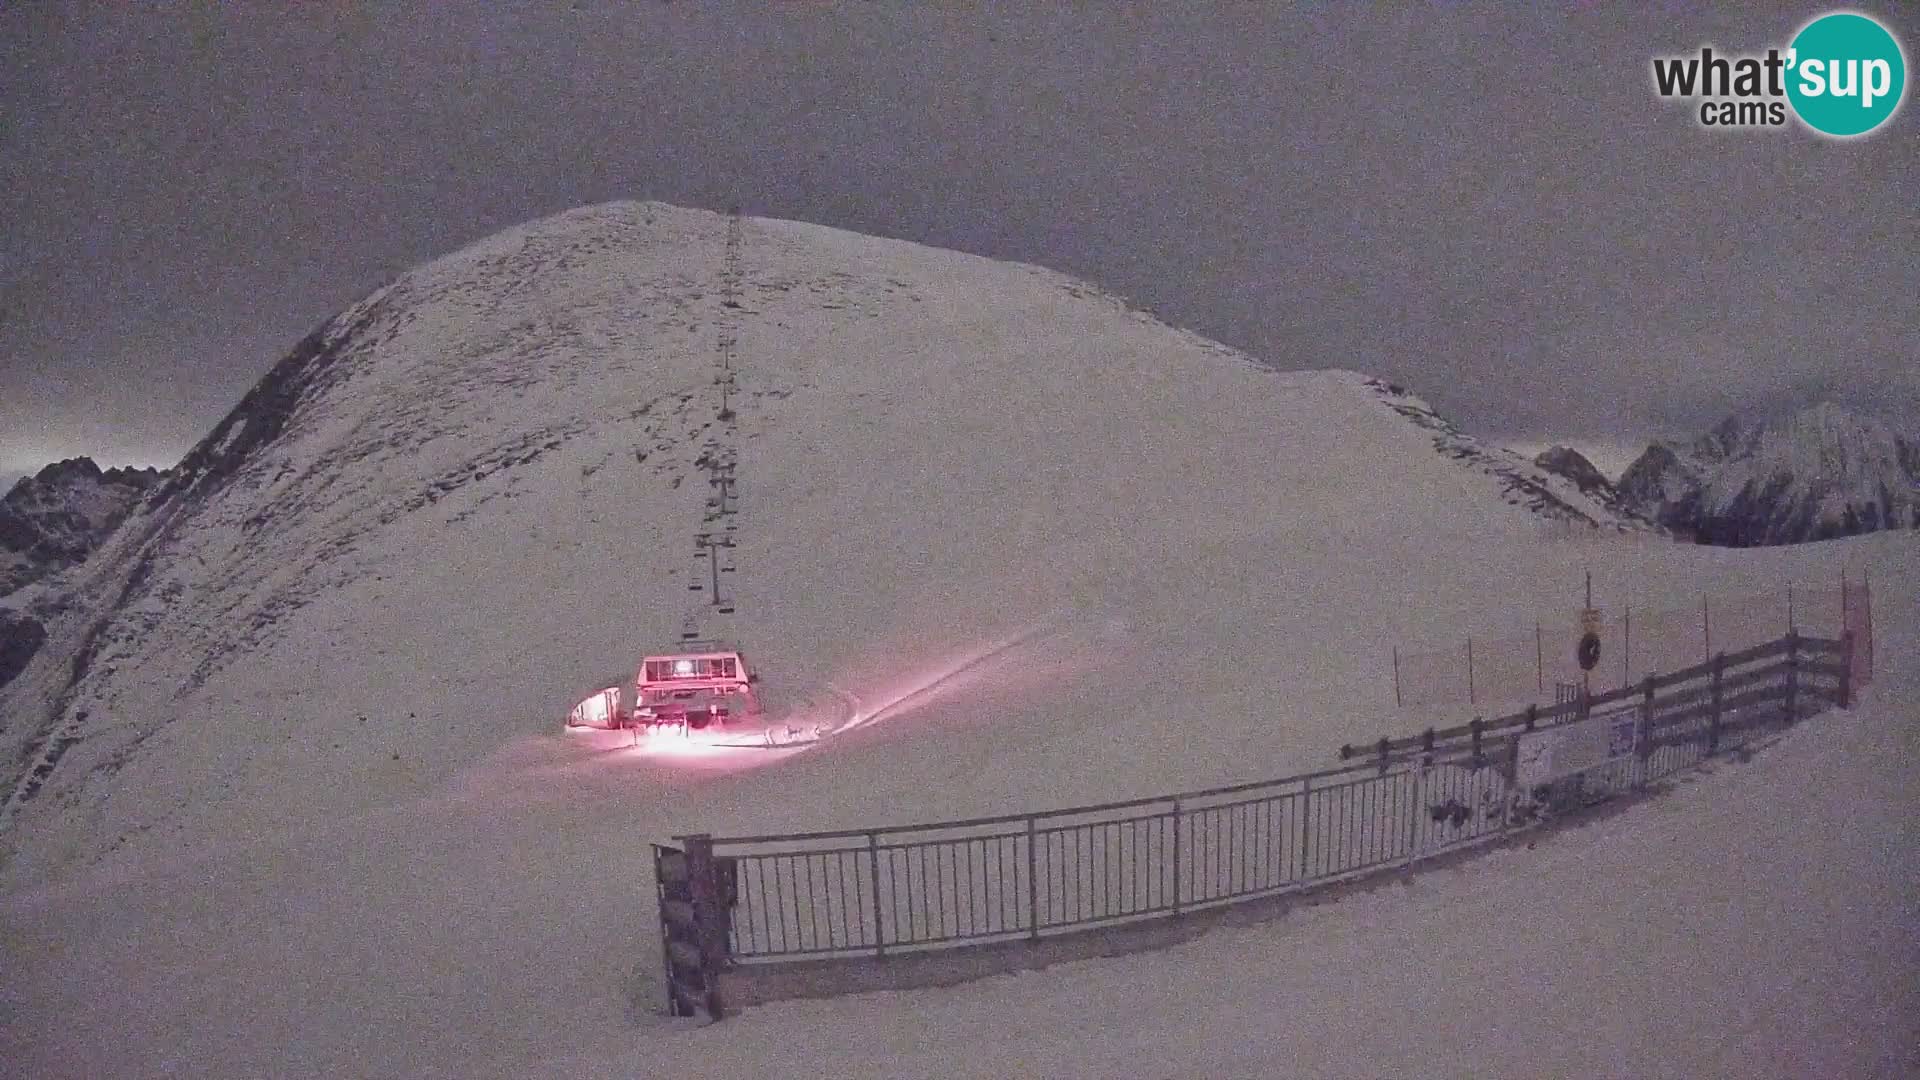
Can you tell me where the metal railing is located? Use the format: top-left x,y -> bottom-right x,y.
666,632 -> 1852,977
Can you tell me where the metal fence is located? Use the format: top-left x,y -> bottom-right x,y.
694,764 -> 1504,964
657,632 -> 1855,1010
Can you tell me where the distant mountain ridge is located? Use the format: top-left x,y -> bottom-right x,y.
0,457 -> 167,596
1531,446 -> 1614,494
1617,403 -> 1920,546
1364,383 -> 1653,531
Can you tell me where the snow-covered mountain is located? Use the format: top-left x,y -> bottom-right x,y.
1618,404 -> 1920,546
4,200 -> 1907,1079
0,200 -> 1663,874
1533,445 -> 1613,494
0,457 -> 166,597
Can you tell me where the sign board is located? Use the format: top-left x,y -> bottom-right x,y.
1577,607 -> 1603,672
1577,632 -> 1602,672
1515,708 -> 1638,788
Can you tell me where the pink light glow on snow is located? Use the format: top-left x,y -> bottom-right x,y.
836,616 -> 1088,734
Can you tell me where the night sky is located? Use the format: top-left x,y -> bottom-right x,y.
3,4 -> 1913,484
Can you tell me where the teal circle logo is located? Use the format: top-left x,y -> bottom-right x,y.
1787,12 -> 1907,136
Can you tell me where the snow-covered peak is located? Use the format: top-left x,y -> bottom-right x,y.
0,456 -> 166,597
1619,403 -> 1920,545
0,199 -> 1674,882
1720,402 -> 1908,477
1532,446 -> 1613,493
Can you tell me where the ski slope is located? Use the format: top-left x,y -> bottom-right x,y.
1,202 -> 1912,1077
3,534 -> 1909,1080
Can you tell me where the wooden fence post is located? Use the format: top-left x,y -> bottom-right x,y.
1702,595 -> 1712,661
683,834 -> 728,1021
654,843 -> 701,1019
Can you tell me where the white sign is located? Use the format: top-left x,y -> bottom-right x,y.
1580,607 -> 1602,635
1516,709 -> 1638,787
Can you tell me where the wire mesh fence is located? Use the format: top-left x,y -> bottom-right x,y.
677,631 -> 1854,971
1392,574 -> 1871,711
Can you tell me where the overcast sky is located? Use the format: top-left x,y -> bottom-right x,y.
3,4 -> 1914,482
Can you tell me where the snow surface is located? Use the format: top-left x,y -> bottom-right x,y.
543,643 -> 1920,1080
2,534 -> 1909,1079
1,202 -> 1913,1078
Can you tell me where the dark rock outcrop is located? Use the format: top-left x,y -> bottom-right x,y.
1532,446 -> 1612,494
0,458 -> 169,595
0,608 -> 47,690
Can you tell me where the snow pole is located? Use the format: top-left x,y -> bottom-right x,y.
1868,571 -> 1876,680
1535,622 -> 1544,693
1861,566 -> 1874,682
1839,631 -> 1854,709
1392,646 -> 1402,708
1466,637 -> 1475,706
